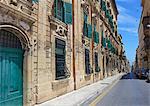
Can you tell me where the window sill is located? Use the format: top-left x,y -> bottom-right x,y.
49,15 -> 67,30
84,74 -> 92,81
52,78 -> 69,90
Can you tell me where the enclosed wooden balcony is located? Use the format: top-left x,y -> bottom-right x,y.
142,16 -> 150,36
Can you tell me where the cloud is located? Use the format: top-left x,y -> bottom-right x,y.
118,27 -> 138,34
117,5 -> 127,13
118,13 -> 138,25
117,5 -> 139,26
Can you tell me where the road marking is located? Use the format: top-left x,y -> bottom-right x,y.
89,79 -> 120,106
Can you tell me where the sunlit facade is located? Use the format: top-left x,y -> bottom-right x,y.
0,0 -> 129,106
136,0 -> 150,71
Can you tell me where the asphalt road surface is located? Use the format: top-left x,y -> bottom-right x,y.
96,72 -> 150,106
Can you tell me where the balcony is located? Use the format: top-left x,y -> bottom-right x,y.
142,16 -> 150,36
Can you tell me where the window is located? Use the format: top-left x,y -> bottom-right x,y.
55,38 -> 66,80
94,25 -> 99,44
85,49 -> 91,74
95,52 -> 100,72
54,0 -> 64,21
0,29 -> 22,49
102,30 -> 106,47
32,0 -> 38,3
54,0 -> 72,24
83,12 -> 88,36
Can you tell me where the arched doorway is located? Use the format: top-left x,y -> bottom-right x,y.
0,29 -> 24,106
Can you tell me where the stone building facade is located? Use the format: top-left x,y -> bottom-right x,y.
135,0 -> 150,71
0,0 -> 128,106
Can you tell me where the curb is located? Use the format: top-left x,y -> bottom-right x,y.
78,73 -> 124,106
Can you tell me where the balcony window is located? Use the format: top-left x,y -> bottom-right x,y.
102,30 -> 106,47
94,25 -> 99,44
106,38 -> 112,50
83,13 -> 88,36
32,0 -> 38,3
101,0 -> 106,12
87,24 -> 92,38
54,0 -> 72,24
54,0 -> 64,21
55,38 -> 66,80
83,13 -> 92,38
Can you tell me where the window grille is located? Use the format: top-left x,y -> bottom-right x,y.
0,30 -> 22,49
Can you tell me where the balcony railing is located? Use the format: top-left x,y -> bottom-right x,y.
142,16 -> 150,36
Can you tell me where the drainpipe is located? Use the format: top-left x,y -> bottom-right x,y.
72,0 -> 76,90
35,0 -> 40,104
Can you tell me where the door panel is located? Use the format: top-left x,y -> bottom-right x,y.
0,48 -> 23,106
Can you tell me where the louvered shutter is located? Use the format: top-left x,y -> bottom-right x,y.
87,24 -> 92,38
64,2 -> 72,24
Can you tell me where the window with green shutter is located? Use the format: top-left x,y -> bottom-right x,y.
94,32 -> 99,44
106,38 -> 111,49
101,0 -> 106,11
63,2 -> 72,24
102,31 -> 106,47
54,0 -> 72,24
83,13 -> 88,37
106,9 -> 109,18
87,24 -> 92,38
54,0 -> 64,21
32,0 -> 38,3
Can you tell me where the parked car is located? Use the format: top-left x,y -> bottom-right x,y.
141,69 -> 147,78
146,69 -> 150,82
135,69 -> 147,79
135,70 -> 140,78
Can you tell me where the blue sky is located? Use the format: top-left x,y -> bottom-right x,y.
116,0 -> 142,65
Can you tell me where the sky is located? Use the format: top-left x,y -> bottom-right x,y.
116,0 -> 142,65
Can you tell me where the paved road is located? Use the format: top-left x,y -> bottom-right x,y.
95,72 -> 150,106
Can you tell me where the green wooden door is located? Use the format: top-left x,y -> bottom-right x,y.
0,48 -> 23,106
0,29 -> 23,106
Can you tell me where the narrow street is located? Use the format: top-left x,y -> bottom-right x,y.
94,72 -> 150,106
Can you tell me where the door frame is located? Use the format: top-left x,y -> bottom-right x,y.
0,24 -> 32,106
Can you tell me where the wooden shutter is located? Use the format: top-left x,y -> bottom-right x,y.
32,0 -> 38,3
87,24 -> 92,38
63,2 -> 72,24
96,32 -> 99,44
54,0 -> 64,21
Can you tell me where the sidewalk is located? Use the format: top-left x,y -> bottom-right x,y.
36,73 -> 124,106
